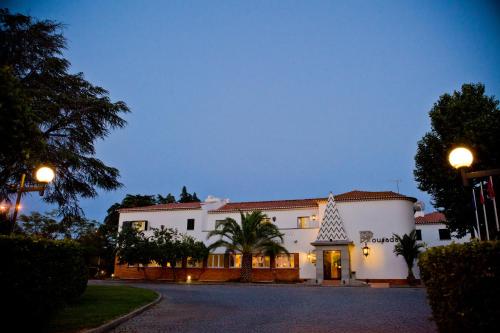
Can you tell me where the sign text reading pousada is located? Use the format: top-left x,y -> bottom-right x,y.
371,236 -> 396,243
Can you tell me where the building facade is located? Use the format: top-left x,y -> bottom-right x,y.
114,190 -> 428,284
415,211 -> 471,247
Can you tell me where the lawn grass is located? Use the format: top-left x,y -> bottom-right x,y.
48,285 -> 158,333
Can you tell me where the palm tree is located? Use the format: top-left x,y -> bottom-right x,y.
207,211 -> 288,282
393,230 -> 425,284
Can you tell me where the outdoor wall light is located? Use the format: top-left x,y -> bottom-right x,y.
187,275 -> 192,283
362,243 -> 370,257
311,214 -> 317,221
449,147 -> 473,169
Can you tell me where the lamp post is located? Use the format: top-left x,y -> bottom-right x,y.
449,147 -> 500,186
448,147 -> 500,239
10,166 -> 55,232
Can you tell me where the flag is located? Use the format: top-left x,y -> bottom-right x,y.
487,177 -> 495,199
480,188 -> 485,205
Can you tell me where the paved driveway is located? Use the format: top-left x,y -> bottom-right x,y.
108,282 -> 436,333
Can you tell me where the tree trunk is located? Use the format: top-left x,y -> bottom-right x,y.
241,253 -> 252,282
406,264 -> 416,285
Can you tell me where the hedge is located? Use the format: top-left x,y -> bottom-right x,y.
418,241 -> 500,332
0,236 -> 88,330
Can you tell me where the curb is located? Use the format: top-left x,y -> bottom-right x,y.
83,290 -> 162,333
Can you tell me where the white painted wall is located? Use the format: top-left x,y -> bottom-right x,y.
337,200 -> 416,280
417,224 -> 471,248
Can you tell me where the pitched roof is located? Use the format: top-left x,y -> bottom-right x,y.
334,190 -> 416,202
209,191 -> 416,213
119,202 -> 202,213
415,212 -> 446,225
208,198 -> 320,213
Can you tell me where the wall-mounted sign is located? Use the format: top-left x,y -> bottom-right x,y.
359,231 -> 373,243
371,236 -> 396,243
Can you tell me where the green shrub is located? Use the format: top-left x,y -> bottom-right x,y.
0,236 -> 88,330
418,241 -> 500,332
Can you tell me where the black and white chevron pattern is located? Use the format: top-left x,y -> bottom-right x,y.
316,192 -> 348,241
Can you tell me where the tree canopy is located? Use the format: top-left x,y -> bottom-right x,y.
414,83 -> 500,237
0,9 -> 130,216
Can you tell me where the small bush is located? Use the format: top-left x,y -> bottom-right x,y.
418,241 -> 500,332
0,236 -> 88,330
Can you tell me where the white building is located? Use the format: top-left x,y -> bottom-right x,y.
415,211 -> 471,247
116,190 -> 430,285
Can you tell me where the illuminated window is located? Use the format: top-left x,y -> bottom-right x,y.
275,254 -> 294,268
186,257 -> 202,268
229,254 -> 242,268
297,216 -> 310,228
166,260 -> 183,268
252,255 -> 270,268
147,261 -> 161,267
208,254 -> 225,268
123,220 -> 148,231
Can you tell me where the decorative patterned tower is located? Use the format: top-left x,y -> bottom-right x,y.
316,192 -> 349,242
311,192 -> 352,284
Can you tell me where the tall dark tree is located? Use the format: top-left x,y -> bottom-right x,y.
192,192 -> 201,202
179,186 -> 192,203
414,83 -> 500,237
157,193 -> 176,204
0,9 -> 130,216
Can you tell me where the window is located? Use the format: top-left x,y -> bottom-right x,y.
275,254 -> 294,268
187,218 -> 195,230
166,260 -> 183,268
415,229 -> 422,241
147,261 -> 161,267
439,229 -> 451,240
252,255 -> 270,268
208,254 -> 225,268
261,217 -> 271,224
297,216 -> 310,228
186,257 -> 202,268
229,254 -> 242,268
124,220 -> 148,231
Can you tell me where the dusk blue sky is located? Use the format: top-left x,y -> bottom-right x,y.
7,1 -> 500,221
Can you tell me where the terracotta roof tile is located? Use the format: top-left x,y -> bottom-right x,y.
209,198 -> 320,213
209,191 -> 416,213
415,212 -> 446,225
334,190 -> 416,202
119,202 -> 202,213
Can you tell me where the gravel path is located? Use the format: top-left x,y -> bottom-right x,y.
103,282 -> 436,333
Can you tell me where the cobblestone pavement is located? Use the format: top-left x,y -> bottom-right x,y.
106,282 -> 436,333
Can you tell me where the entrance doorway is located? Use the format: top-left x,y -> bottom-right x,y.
323,250 -> 341,280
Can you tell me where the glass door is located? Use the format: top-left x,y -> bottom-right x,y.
323,250 -> 341,280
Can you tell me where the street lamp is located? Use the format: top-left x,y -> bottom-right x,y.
448,147 -> 500,186
36,166 -> 55,183
448,147 -> 500,239
10,166 -> 55,232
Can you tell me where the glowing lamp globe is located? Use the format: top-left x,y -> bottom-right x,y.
36,166 -> 55,183
448,147 -> 473,169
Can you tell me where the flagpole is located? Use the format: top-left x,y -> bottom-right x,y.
472,187 -> 481,240
480,181 -> 490,240
489,176 -> 499,232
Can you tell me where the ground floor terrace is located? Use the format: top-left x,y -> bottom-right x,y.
99,281 -> 436,333
114,252 -> 413,285
115,253 -> 301,282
